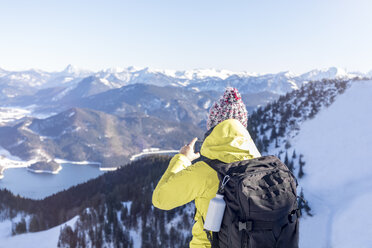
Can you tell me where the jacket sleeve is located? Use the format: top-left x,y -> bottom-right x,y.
152,154 -> 206,210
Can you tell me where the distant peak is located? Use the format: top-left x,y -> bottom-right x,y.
62,64 -> 77,73
276,70 -> 297,78
300,66 -> 353,81
0,67 -> 7,74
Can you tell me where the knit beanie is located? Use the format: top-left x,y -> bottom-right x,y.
207,87 -> 248,131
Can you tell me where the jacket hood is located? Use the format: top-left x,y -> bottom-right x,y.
200,119 -> 260,163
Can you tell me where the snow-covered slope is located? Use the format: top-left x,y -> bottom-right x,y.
290,80 -> 372,247
0,216 -> 78,248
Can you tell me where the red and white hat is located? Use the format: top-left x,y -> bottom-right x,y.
207,87 -> 248,130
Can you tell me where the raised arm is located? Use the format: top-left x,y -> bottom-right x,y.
152,138 -> 204,210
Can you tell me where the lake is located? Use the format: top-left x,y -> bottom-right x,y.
0,163 -> 105,199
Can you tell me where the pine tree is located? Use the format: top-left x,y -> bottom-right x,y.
14,218 -> 27,235
29,215 -> 40,232
298,189 -> 313,216
259,125 -> 265,135
270,126 -> 277,141
292,150 -> 297,159
278,124 -> 286,137
262,135 -> 270,152
286,153 -> 294,172
256,138 -> 264,154
275,138 -> 279,148
284,151 -> 289,166
285,141 -> 291,149
298,154 -> 305,178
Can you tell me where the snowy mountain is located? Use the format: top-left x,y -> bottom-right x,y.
77,84 -> 216,128
247,78 -> 350,154
2,65 -> 365,126
0,65 -> 367,103
0,65 -> 91,99
0,107 -> 203,170
91,66 -> 362,94
247,78 -> 372,247
290,80 -> 372,248
299,67 -> 353,81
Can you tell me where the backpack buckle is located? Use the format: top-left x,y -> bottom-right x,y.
239,221 -> 253,232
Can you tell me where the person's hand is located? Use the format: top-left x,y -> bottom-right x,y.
180,137 -> 200,162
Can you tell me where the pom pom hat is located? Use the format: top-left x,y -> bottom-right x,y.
207,87 -> 248,131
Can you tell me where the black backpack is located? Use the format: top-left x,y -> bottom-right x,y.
203,155 -> 300,248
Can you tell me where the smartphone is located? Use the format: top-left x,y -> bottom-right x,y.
194,140 -> 203,153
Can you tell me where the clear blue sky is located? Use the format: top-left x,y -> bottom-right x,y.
1,0 -> 372,73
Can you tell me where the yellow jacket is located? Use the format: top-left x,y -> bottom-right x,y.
152,119 -> 261,247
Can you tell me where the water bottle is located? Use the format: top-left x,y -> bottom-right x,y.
203,193 -> 226,232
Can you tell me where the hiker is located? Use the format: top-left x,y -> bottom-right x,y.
152,87 -> 261,247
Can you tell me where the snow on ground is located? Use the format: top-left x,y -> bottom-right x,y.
54,158 -> 101,165
290,80 -> 372,248
0,150 -> 106,179
0,216 -> 78,248
122,201 -> 133,212
0,146 -> 32,178
54,158 -> 115,171
0,107 -> 30,126
0,106 -> 56,125
129,148 -> 178,161
129,218 -> 142,248
332,192 -> 372,248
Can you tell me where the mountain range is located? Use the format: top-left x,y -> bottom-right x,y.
1,65 -> 368,101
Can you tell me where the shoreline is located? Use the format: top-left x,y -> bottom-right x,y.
1,147 -> 118,178
129,149 -> 179,161
0,159 -> 30,180
1,157 -> 118,178
55,158 -> 118,171
54,158 -> 101,165
99,167 -> 117,171
27,165 -> 63,175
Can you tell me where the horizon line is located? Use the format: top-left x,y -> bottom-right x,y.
1,64 -> 371,76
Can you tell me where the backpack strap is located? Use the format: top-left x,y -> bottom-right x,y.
200,157 -> 225,247
199,156 -> 228,176
201,157 -> 230,194
199,156 -> 224,169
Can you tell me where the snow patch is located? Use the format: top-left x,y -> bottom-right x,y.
121,201 -> 132,212
129,148 -> 179,161
0,107 -> 30,126
203,99 -> 211,109
54,158 -> 101,165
